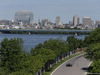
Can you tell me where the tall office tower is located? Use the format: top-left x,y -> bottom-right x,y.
14,10 -> 33,25
56,16 -> 60,25
73,15 -> 79,26
82,17 -> 92,25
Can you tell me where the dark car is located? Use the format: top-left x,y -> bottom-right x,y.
66,63 -> 72,67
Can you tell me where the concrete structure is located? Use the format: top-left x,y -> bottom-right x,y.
56,16 -> 60,25
73,15 -> 79,26
14,10 -> 33,25
82,17 -> 92,25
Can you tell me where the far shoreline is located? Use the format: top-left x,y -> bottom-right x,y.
0,29 -> 91,35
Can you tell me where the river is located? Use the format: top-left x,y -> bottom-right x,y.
0,34 -> 87,52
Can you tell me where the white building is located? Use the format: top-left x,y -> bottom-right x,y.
82,17 -> 92,26
56,16 -> 60,25
73,15 -> 79,26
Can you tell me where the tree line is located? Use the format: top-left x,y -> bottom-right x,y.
2,30 -> 90,35
0,35 -> 85,75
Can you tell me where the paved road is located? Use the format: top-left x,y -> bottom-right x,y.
51,54 -> 92,75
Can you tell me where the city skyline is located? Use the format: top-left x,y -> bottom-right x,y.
0,0 -> 100,23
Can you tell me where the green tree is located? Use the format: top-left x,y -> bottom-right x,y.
0,38 -> 25,72
33,48 -> 56,63
0,67 -> 9,75
31,43 -> 43,55
9,71 -> 33,75
90,60 -> 100,73
25,55 -> 44,75
84,28 -> 100,45
43,38 -> 68,57
85,43 -> 100,61
30,38 -> 68,71
31,48 -> 56,71
84,28 -> 100,73
66,36 -> 78,55
77,39 -> 85,48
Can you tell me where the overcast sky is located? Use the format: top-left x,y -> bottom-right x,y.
0,0 -> 100,23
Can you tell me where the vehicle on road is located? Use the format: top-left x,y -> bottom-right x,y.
66,63 -> 73,67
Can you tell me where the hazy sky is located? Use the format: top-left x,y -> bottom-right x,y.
0,0 -> 100,23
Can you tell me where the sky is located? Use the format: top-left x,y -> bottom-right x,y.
0,0 -> 100,23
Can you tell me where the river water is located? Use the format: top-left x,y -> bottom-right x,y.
0,34 -> 87,52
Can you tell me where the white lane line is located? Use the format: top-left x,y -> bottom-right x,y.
51,53 -> 84,75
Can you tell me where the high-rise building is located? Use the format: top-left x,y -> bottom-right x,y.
56,16 -> 60,25
14,10 -> 33,25
73,15 -> 79,26
82,17 -> 92,25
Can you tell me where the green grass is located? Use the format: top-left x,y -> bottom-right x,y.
43,52 -> 85,75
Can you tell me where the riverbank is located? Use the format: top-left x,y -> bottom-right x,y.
0,29 -> 91,35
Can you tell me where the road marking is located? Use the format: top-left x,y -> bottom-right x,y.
84,61 -> 93,75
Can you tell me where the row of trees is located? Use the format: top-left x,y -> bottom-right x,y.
9,31 -> 90,35
0,35 -> 85,75
85,28 -> 100,73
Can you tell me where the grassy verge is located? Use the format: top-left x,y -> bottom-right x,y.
43,52 -> 85,75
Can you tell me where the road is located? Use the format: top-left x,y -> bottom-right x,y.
51,54 -> 92,75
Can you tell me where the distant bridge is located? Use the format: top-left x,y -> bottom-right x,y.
0,29 -> 92,34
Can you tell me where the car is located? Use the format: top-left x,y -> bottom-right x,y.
66,63 -> 72,67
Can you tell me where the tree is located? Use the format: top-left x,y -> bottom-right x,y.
66,36 -> 78,55
84,28 -> 100,73
84,28 -> 100,45
77,39 -> 85,48
43,38 -> 68,57
85,43 -> 100,61
33,48 -> 56,63
31,48 -> 56,71
24,54 -> 44,75
30,43 -> 43,55
0,67 -> 9,75
30,38 -> 68,71
9,71 -> 33,75
89,60 -> 100,73
0,38 -> 25,72
84,28 -> 100,61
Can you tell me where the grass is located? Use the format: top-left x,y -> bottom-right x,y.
43,52 -> 85,75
